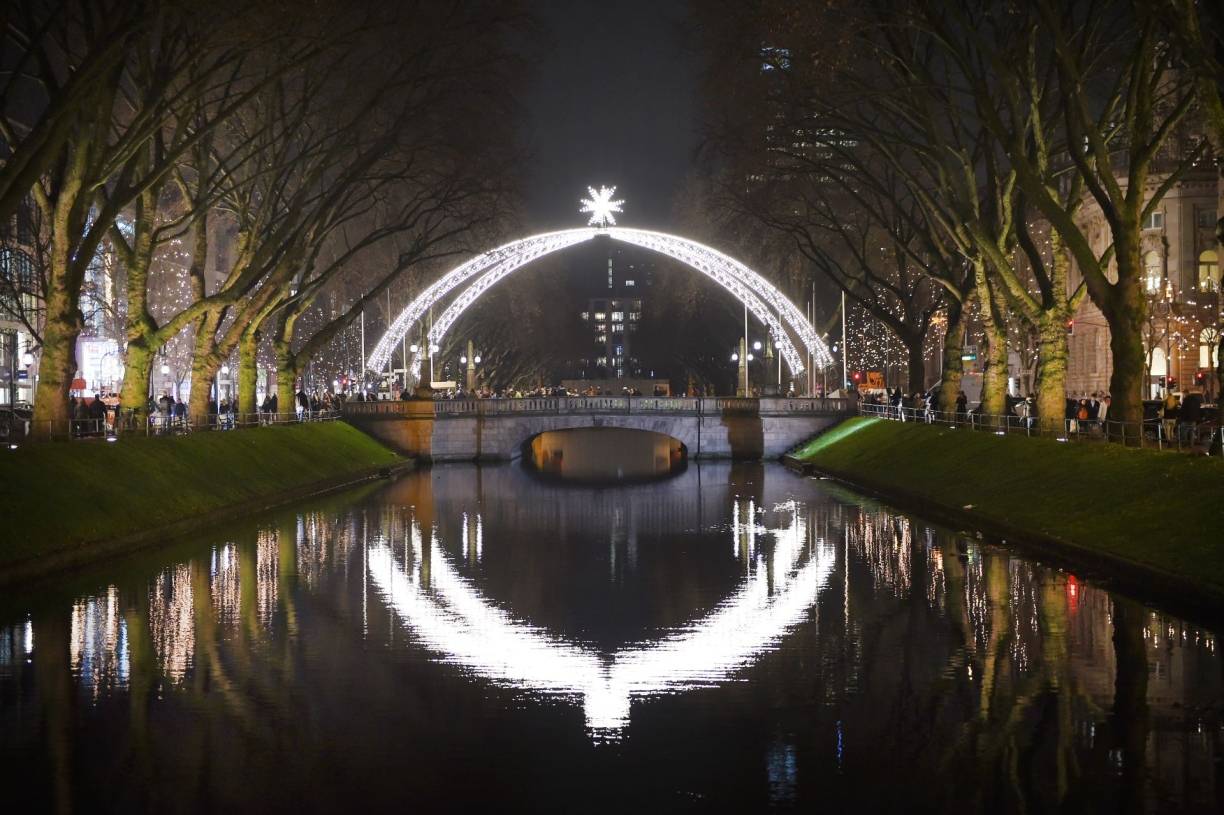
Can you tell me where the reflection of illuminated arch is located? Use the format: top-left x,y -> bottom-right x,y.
366,503 -> 834,735
366,228 -> 834,382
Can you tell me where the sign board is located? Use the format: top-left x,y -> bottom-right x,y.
76,338 -> 123,394
864,370 -> 886,390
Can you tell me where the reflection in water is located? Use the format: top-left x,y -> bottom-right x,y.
0,464 -> 1219,812
368,497 -> 832,733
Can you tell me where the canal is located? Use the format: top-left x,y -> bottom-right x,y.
1,462 -> 1220,812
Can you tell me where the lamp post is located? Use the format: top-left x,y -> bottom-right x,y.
461,339 -> 481,391
160,359 -> 172,400
408,343 -> 419,392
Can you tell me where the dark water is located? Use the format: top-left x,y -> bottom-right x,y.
1,463 -> 1220,813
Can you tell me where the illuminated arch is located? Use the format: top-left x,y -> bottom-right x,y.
366,228 -> 833,383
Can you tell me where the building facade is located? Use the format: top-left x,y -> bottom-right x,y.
0,199 -> 41,408
580,245 -> 652,379
1065,167 -> 1220,401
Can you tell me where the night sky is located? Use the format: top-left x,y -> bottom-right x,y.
518,0 -> 701,231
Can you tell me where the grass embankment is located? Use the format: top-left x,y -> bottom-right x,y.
0,422 -> 401,572
791,417 -> 1224,606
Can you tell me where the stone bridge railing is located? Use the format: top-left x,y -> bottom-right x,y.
344,396 -> 852,419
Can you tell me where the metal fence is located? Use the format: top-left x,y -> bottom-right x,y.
857,402 -> 1223,455
1,408 -> 340,445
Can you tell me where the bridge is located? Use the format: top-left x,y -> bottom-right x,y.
342,396 -> 851,462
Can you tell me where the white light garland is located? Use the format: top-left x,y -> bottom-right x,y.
368,223 -> 835,383
579,185 -> 624,228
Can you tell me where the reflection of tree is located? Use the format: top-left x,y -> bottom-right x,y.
1109,597 -> 1149,815
33,612 -> 73,815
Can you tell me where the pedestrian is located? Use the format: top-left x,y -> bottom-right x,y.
1179,391 -> 1203,445
955,390 -> 968,422
1162,390 -> 1179,442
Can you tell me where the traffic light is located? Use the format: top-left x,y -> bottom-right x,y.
851,371 -> 863,383
1195,370 -> 1206,385
1065,319 -> 1074,335
1168,376 -> 1178,391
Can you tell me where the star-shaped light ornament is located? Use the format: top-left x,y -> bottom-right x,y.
579,185 -> 624,228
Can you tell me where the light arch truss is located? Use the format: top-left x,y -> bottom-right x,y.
367,227 -> 833,383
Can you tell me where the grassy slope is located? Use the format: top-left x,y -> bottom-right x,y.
0,422 -> 400,567
792,418 -> 1224,594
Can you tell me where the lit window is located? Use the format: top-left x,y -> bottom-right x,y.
580,312 -> 589,320
611,311 -> 624,322
615,346 -> 623,356
1198,250 -> 1219,292
1200,328 -> 1219,369
628,312 -> 640,321
1144,250 -> 1162,294
594,312 -> 606,321
612,324 -> 624,333
596,356 -> 607,366
625,279 -> 635,287
1141,211 -> 1164,230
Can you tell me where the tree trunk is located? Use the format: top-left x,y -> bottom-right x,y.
1215,159 -> 1224,452
938,301 -> 967,413
237,327 -> 259,417
979,323 -> 1009,420
274,314 -> 299,415
31,285 -> 83,439
1034,311 -> 1071,433
975,264 -> 1009,419
1103,248 -> 1148,439
187,311 -> 223,425
1214,330 -> 1224,454
905,335 -> 925,395
119,338 -> 154,416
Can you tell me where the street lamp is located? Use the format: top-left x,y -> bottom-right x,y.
409,343 -> 419,354
752,340 -> 762,351
21,351 -> 33,367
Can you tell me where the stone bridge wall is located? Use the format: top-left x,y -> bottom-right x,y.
342,396 -> 850,462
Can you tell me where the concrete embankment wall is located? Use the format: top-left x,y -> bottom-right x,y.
0,422 -> 405,585
788,417 -> 1224,616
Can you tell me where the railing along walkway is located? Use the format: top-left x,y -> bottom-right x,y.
858,402 -> 1223,456
344,395 -> 853,418
2,409 -> 341,444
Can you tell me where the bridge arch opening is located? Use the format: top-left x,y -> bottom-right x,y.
367,228 -> 833,389
524,426 -> 687,483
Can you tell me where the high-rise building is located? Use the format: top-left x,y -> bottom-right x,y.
580,245 -> 652,379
